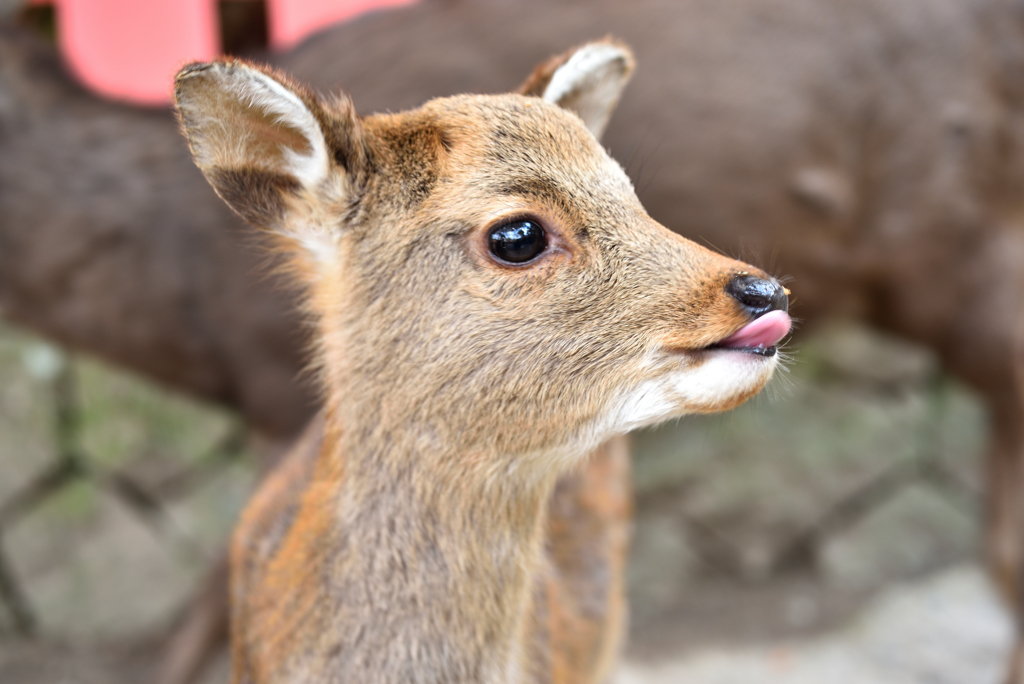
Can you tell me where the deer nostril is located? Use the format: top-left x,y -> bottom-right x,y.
726,274 -> 789,316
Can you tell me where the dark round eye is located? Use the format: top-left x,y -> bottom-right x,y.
488,219 -> 547,264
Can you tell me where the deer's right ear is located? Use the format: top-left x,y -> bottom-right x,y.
174,61 -> 367,237
519,39 -> 635,139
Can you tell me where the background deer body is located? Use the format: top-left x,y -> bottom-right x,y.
5,0 -> 1023,454
3,0 -> 1024,680
173,46 -> 789,682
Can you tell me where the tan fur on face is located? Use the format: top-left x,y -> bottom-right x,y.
175,41 -> 781,684
309,95 -> 769,465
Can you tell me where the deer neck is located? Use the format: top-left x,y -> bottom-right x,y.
313,403 -> 559,682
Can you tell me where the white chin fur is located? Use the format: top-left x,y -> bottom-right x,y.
604,349 -> 778,435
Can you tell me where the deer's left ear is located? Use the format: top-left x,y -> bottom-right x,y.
519,39 -> 635,139
174,60 -> 369,235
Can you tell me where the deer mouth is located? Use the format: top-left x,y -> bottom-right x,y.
707,310 -> 792,358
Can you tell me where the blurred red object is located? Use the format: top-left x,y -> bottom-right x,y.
268,0 -> 417,50
27,0 -> 418,106
55,0 -> 217,106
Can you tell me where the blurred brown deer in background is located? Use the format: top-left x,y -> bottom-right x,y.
4,0 -> 1024,681
173,41 -> 790,683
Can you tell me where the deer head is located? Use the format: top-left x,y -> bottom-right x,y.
175,40 -> 789,482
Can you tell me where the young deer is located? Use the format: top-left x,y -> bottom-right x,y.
175,40 -> 789,683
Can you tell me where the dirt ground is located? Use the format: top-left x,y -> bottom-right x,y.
618,566 -> 1010,684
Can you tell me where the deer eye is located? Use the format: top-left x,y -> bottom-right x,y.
488,219 -> 547,264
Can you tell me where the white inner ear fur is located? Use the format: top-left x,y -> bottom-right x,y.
189,66 -> 337,265
542,43 -> 631,137
232,67 -> 330,191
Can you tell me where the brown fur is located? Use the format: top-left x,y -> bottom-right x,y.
174,48 -> 781,683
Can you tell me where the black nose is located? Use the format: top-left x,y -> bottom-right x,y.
726,273 -> 789,315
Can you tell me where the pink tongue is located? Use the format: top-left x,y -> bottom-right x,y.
719,310 -> 792,349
